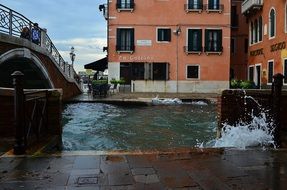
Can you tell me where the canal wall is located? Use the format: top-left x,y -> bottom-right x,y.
0,88 -> 62,138
218,89 -> 287,147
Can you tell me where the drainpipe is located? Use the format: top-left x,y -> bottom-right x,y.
174,25 -> 181,93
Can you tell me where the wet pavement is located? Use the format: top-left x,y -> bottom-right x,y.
1,148 -> 287,189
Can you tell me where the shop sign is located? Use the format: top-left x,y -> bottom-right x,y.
271,42 -> 286,52
119,55 -> 154,61
250,48 -> 263,56
137,40 -> 152,46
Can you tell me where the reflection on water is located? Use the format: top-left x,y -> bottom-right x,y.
62,103 -> 217,151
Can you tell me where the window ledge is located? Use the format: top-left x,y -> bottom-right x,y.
117,8 -> 134,12
117,50 -> 134,54
206,9 -> 222,13
205,51 -> 222,55
186,9 -> 202,13
185,51 -> 202,55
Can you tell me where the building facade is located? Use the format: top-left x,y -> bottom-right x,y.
242,0 -> 287,88
107,0 -> 232,93
230,0 -> 249,80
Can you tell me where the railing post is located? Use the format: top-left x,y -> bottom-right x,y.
8,10 -> 13,35
11,71 -> 26,155
271,73 -> 284,147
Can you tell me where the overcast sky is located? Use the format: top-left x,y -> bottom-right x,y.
1,0 -> 107,72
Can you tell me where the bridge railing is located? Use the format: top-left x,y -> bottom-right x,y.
0,4 -> 79,82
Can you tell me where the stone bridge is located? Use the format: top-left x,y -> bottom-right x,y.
0,4 -> 81,100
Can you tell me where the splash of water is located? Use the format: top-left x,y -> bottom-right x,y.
213,112 -> 276,149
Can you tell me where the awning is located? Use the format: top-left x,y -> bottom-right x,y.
84,57 -> 107,72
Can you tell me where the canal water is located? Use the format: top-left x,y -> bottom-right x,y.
62,102 -> 217,151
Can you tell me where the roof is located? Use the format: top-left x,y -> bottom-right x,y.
84,57 -> 107,72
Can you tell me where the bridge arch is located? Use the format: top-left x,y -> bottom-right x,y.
0,48 -> 54,89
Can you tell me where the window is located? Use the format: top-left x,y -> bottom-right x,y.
259,16 -> 263,41
153,63 -> 168,80
187,29 -> 202,52
284,59 -> 287,84
250,22 -> 254,44
249,66 -> 254,81
187,65 -> 199,79
208,0 -> 220,10
157,28 -> 171,42
231,38 -> 235,55
269,8 -> 276,38
204,29 -> 222,53
116,28 -> 134,52
116,0 -> 134,9
268,60 -> 274,84
131,63 -> 144,80
254,19 -> 258,43
187,0 -> 203,10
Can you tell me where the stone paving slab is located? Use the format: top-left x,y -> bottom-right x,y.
0,148 -> 287,189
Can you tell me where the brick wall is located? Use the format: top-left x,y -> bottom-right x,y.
218,89 -> 287,147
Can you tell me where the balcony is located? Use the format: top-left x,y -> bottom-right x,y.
242,0 -> 263,15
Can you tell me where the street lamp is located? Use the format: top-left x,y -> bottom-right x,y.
69,46 -> 76,68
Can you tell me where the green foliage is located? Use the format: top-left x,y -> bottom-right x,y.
110,78 -> 125,85
92,79 -> 108,85
230,80 -> 255,89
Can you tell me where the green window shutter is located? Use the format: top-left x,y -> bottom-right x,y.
188,29 -> 192,51
157,29 -> 161,41
167,29 -> 171,41
131,28 -> 135,51
116,29 -> 121,50
130,0 -> 134,8
198,29 -> 202,51
218,30 -> 222,51
205,29 -> 209,51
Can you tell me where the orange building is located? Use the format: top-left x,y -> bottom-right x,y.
231,0 -> 249,80
106,0 -> 233,93
242,0 -> 287,88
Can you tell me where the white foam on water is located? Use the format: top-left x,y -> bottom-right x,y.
151,96 -> 182,105
213,112 -> 276,149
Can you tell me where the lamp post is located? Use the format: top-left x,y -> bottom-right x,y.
70,46 -> 76,68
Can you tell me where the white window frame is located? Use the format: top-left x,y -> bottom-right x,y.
267,59 -> 274,85
186,64 -> 200,80
156,27 -> 171,43
269,7 -> 276,39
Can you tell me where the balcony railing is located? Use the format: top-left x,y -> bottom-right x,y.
184,2 -> 203,12
116,3 -> 135,11
116,45 -> 135,52
0,4 -> 78,81
184,46 -> 202,54
204,46 -> 223,55
204,4 -> 224,13
242,0 -> 263,14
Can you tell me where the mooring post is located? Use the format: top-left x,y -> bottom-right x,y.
271,73 -> 284,147
12,71 -> 26,155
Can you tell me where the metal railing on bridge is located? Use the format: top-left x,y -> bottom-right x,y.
0,4 -> 79,82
